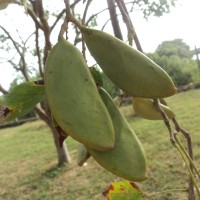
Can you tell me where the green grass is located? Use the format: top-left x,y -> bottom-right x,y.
0,89 -> 200,200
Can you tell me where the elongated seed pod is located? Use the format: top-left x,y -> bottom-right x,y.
45,37 -> 115,151
87,88 -> 147,181
133,97 -> 175,120
81,27 -> 176,98
77,143 -> 91,166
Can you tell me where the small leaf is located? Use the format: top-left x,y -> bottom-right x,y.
103,180 -> 143,200
0,81 -> 45,122
89,66 -> 103,87
0,0 -> 14,10
20,0 -> 26,6
20,0 -> 27,11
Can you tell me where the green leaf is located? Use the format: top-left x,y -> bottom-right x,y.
103,180 -> 143,200
20,0 -> 27,10
0,0 -> 14,10
89,66 -> 103,87
0,81 -> 45,122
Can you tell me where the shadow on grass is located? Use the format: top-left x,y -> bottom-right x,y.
41,163 -> 74,178
42,164 -> 69,179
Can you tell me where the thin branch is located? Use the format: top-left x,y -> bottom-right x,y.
24,32 -> 35,46
71,8 -> 82,45
7,59 -> 20,71
101,18 -> 111,31
153,99 -> 176,144
0,25 -> 29,81
50,9 -> 66,32
35,26 -> 43,77
85,1 -> 134,26
64,0 -> 82,29
81,0 -> 93,58
158,98 -> 196,200
160,97 -> 195,199
36,0 -> 51,64
86,6 -> 109,26
0,85 -> 9,95
174,140 -> 200,199
34,106 -> 50,126
0,26 -> 23,60
153,99 -> 197,199
58,18 -> 69,40
172,118 -> 195,200
70,0 -> 82,8
82,0 -> 92,25
107,0 -> 123,40
115,0 -> 143,51
27,8 -> 44,30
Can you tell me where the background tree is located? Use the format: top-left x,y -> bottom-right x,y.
147,39 -> 197,87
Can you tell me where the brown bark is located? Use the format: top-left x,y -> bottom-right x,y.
35,103 -> 71,166
115,0 -> 143,51
107,0 -> 123,40
51,126 -> 71,166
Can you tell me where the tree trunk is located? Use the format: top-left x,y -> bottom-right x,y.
51,126 -> 71,166
35,106 -> 71,166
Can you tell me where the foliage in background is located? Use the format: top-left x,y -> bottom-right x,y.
147,39 -> 198,87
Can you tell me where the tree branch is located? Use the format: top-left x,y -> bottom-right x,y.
50,9 -> 66,32
0,25 -> 29,81
82,0 -> 92,25
35,26 -> 43,77
115,0 -> 143,51
27,8 -> 44,30
70,0 -> 81,8
172,118 -> 195,200
107,0 -> 123,40
34,106 -> 50,126
34,0 -> 51,64
85,1 -> 134,27
158,98 -> 195,200
0,85 -> 9,95
71,8 -> 82,45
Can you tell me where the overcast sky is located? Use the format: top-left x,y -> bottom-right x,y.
0,0 -> 200,90
133,0 -> 200,52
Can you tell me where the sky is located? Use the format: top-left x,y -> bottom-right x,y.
0,0 -> 200,90
134,0 -> 200,52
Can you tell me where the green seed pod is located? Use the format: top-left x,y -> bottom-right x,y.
87,88 -> 147,182
77,143 -> 91,166
81,27 -> 177,98
45,37 -> 115,151
132,97 -> 175,120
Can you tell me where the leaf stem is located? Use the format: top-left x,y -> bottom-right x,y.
175,135 -> 200,180
175,142 -> 200,198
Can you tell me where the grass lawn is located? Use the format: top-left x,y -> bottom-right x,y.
0,89 -> 200,200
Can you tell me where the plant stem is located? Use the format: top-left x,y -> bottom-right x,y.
107,0 -> 123,40
82,0 -> 93,25
161,100 -> 195,200
153,99 -> 175,143
64,0 -> 82,29
175,142 -> 200,198
175,135 -> 200,180
154,99 -> 196,199
115,0 -> 143,51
